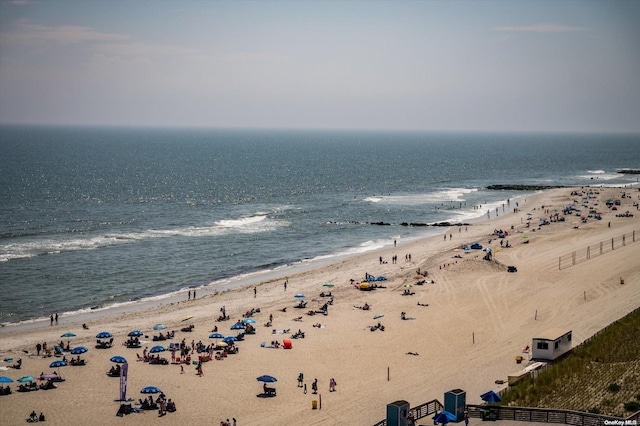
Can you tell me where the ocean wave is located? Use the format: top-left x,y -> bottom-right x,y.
576,172 -> 621,181
0,214 -> 286,261
363,188 -> 478,205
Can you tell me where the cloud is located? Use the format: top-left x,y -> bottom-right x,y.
493,23 -> 590,33
1,21 -> 129,46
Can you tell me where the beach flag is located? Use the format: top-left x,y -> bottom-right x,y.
119,362 -> 128,401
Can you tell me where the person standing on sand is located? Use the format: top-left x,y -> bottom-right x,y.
55,313 -> 58,324
188,290 -> 191,301
36,342 -> 42,356
312,378 -> 318,394
297,372 -> 304,387
329,377 -> 336,392
254,287 -> 257,298
50,314 -> 54,326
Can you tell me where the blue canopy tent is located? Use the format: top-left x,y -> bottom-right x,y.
480,390 -> 502,403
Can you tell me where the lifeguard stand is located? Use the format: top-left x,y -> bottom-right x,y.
386,400 -> 410,426
444,389 -> 466,422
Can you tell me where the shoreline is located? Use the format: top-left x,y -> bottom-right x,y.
0,190 -> 530,332
1,185 -> 638,425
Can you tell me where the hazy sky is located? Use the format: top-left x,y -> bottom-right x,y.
1,0 -> 639,132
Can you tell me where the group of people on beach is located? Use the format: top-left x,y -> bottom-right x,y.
296,373 -> 337,394
27,411 -> 46,423
49,313 -> 59,326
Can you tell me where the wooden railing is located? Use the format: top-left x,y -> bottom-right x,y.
372,399 -> 443,426
466,405 -> 623,426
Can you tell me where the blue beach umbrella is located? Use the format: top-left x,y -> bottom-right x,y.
294,294 -> 305,299
128,330 -> 143,337
110,355 -> 128,364
96,331 -> 112,339
222,336 -> 237,343
242,318 -> 256,324
481,390 -> 502,403
50,359 -> 67,376
70,346 -> 88,355
433,410 -> 457,424
256,375 -> 277,383
17,376 -> 35,383
149,345 -> 166,353
209,333 -> 224,339
230,323 -> 245,330
140,386 -> 161,394
152,324 -> 167,330
0,376 -> 14,383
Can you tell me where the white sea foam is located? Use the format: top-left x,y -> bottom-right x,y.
577,172 -> 621,181
0,214 -> 285,261
363,188 -> 477,206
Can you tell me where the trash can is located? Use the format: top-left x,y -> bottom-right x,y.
312,400 -> 317,409
620,278 -> 625,285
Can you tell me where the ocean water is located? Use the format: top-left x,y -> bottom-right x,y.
1,126 -> 638,324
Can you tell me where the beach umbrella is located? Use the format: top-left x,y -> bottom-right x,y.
17,376 -> 35,383
110,355 -> 128,364
70,346 -> 88,355
294,294 -> 305,299
323,282 -> 334,287
128,330 -> 143,337
403,284 -> 412,288
0,376 -> 14,383
230,323 -> 245,330
140,385 -> 162,394
242,317 -> 256,324
373,313 -> 384,319
433,410 -> 457,424
222,336 -> 237,343
153,324 -> 167,330
256,375 -> 277,383
61,332 -> 76,347
215,342 -> 228,348
50,359 -> 67,376
480,390 -> 502,403
209,332 -> 224,339
96,331 -> 112,339
149,345 -> 166,353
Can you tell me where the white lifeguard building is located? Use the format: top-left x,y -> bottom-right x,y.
531,328 -> 572,361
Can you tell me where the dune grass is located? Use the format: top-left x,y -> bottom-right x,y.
500,308 -> 640,417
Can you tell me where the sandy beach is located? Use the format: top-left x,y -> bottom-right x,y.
1,186 -> 639,426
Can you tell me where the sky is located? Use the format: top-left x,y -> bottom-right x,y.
1,0 -> 639,132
